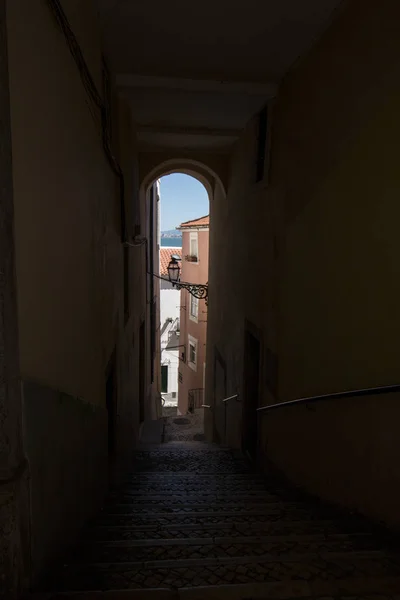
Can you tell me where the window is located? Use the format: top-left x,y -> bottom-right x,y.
178,372 -> 183,383
188,335 -> 198,371
189,232 -> 198,261
190,295 -> 199,321
256,105 -> 268,182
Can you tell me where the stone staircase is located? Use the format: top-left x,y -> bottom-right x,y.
34,442 -> 400,599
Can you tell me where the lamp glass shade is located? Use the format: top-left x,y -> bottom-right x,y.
167,259 -> 180,284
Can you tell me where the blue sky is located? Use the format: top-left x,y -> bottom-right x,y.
159,174 -> 209,231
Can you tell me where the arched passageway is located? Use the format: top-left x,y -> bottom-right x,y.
144,169 -> 213,435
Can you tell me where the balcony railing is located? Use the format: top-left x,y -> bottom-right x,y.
188,388 -> 204,412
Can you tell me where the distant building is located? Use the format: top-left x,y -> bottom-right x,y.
177,216 -> 209,414
159,247 -> 181,404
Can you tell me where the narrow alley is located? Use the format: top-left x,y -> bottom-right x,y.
35,438 -> 400,598
2,1 -> 400,597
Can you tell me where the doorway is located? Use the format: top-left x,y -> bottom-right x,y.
242,328 -> 261,460
161,364 -> 168,393
139,320 -> 145,423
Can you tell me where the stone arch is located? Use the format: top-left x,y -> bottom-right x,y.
139,155 -> 228,200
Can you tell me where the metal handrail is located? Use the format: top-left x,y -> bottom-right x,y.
202,404 -> 212,409
222,394 -> 240,403
257,383 -> 400,413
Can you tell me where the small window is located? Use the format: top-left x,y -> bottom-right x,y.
188,335 -> 198,371
190,295 -> 199,321
178,372 -> 183,383
256,105 -> 268,183
189,232 -> 198,261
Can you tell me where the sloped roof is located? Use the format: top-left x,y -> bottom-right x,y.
178,215 -> 209,229
160,247 -> 181,275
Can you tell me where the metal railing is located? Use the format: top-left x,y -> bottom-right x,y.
222,393 -> 240,404
201,394 -> 240,410
257,383 -> 400,414
188,388 -> 204,412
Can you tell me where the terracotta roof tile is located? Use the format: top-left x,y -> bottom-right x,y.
179,215 -> 209,229
160,247 -> 181,275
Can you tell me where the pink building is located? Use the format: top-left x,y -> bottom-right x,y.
177,216 -> 209,415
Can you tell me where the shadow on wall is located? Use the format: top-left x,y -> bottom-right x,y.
22,380 -> 108,583
259,393 -> 400,531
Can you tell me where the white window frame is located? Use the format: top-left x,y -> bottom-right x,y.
188,334 -> 198,371
189,294 -> 199,322
189,232 -> 199,263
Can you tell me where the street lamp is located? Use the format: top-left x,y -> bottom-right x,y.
167,256 -> 208,305
167,255 -> 181,285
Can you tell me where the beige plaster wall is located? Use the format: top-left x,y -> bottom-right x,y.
6,0 -> 147,581
205,120 -> 279,445
208,0 -> 400,528
268,0 -> 400,529
7,0 -> 115,404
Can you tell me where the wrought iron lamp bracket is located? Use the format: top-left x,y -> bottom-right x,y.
174,281 -> 208,305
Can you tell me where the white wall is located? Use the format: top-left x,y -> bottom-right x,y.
160,275 -> 180,399
160,283 -> 180,326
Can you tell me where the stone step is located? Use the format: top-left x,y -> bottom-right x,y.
126,472 -> 266,480
95,510 -> 369,528
111,491 -> 283,501
125,473 -> 265,481
131,467 -> 250,474
179,578 -> 400,600
107,494 -> 298,510
114,485 -> 276,495
72,534 -> 380,564
86,522 -> 372,542
101,504 -> 349,522
27,576 -> 400,599
38,551 -> 400,592
34,444 -> 400,599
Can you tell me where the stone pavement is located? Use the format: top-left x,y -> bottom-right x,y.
163,407 -> 205,442
32,442 -> 400,599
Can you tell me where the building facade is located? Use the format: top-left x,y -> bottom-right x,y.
177,216 -> 209,415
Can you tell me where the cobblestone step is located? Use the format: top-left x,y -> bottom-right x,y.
115,486 -> 276,496
35,443 -> 400,599
28,578 -> 400,599
39,551 -> 400,592
111,491 -> 283,501
95,511 -> 371,528
108,495 -> 306,509
127,472 -> 267,480
126,471 -> 265,480
73,535 -> 380,564
101,506 -> 354,523
86,524 -> 374,542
